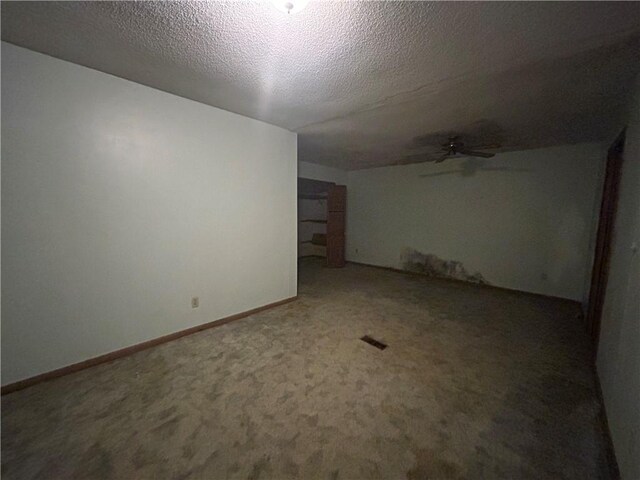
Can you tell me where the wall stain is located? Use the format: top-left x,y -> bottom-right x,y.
401,248 -> 489,285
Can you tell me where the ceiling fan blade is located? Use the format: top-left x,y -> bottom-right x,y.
434,153 -> 451,163
473,143 -> 501,150
402,153 -> 440,164
457,148 -> 495,158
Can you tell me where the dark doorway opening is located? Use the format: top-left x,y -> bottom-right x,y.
297,178 -> 346,268
586,129 -> 626,359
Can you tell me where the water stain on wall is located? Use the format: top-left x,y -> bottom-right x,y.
401,248 -> 489,285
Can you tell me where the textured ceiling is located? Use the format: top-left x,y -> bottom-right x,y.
3,1 -> 640,170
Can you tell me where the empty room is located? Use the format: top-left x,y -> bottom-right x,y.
2,1 -> 639,479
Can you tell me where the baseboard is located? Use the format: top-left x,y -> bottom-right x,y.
594,368 -> 621,479
347,261 -> 579,305
1,295 -> 298,396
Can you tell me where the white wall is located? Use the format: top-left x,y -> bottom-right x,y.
597,76 -> 640,480
1,43 -> 297,385
346,143 -> 605,301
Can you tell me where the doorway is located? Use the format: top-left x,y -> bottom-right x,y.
586,129 -> 626,358
297,178 -> 346,268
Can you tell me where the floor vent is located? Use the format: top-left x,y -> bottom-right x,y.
360,335 -> 387,350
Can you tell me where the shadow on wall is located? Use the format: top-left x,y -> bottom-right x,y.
401,248 -> 489,284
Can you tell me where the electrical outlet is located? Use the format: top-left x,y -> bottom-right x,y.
191,297 -> 199,309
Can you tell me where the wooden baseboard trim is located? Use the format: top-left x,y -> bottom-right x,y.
347,261 -> 579,305
1,295 -> 298,396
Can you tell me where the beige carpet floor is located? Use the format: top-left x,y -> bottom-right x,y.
2,258 -> 614,479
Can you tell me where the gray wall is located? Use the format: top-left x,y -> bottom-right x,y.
597,76 -> 640,480
298,161 -> 347,184
346,144 -> 605,301
1,43 -> 298,385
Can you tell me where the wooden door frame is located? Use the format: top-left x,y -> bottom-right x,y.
586,128 -> 626,359
326,184 -> 346,268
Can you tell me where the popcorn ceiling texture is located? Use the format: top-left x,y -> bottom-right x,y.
2,1 -> 640,169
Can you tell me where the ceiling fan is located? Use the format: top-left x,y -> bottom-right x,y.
432,136 -> 499,163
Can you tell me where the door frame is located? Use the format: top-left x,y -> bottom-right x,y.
586,129 -> 626,358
